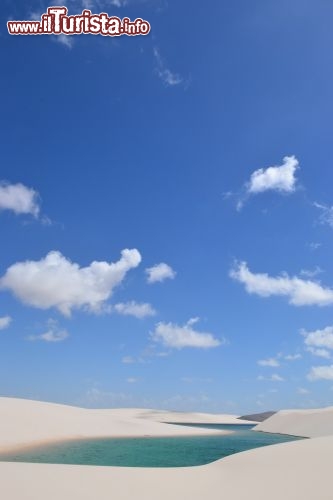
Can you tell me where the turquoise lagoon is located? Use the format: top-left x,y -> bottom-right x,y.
0,424 -> 302,468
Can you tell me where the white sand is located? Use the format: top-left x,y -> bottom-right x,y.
0,398 -> 332,500
0,397 -> 253,452
255,405 -> 333,437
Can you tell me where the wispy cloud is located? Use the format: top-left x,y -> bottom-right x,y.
151,317 -> 223,349
153,47 -> 185,87
257,374 -> 285,382
230,261 -> 333,306
54,34 -> 74,49
27,319 -> 69,343
0,181 -> 40,217
0,249 -> 141,316
113,301 -> 156,318
284,353 -> 302,361
145,262 -> 176,284
314,202 -> 333,229
300,266 -> 323,278
257,357 -> 280,367
0,316 -> 12,330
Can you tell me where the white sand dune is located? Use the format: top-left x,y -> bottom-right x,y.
255,405 -> 333,437
0,397 -> 252,452
0,398 -> 332,500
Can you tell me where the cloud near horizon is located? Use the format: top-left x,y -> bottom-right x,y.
230,261 -> 333,306
0,249 -> 141,316
151,318 -> 222,349
0,181 -> 40,217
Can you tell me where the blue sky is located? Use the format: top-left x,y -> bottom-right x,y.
1,0 -> 333,414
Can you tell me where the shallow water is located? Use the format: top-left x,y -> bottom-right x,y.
0,424 -> 303,468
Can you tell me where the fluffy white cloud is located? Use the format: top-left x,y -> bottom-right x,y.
230,261 -> 333,306
0,182 -> 40,217
247,156 -> 299,194
145,263 -> 176,284
0,249 -> 141,316
308,365 -> 333,381
113,301 -> 156,319
0,316 -> 11,330
302,326 -> 333,350
27,320 -> 69,343
257,357 -> 280,367
151,318 -> 222,349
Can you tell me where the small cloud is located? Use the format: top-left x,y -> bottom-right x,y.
0,181 -> 40,217
257,374 -> 285,382
236,156 -> 299,210
306,347 -> 331,359
153,47 -> 184,87
27,319 -> 69,343
113,301 -> 156,319
308,242 -> 322,251
230,261 -> 333,306
284,353 -> 302,361
314,202 -> 333,229
0,316 -> 12,330
145,263 -> 176,284
302,326 -> 333,350
308,365 -> 333,381
257,357 -> 280,367
151,318 -> 222,349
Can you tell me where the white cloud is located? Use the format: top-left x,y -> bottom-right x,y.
0,249 -> 141,316
0,182 -> 40,217
302,326 -> 333,350
306,347 -> 331,359
308,365 -> 333,381
314,202 -> 333,229
257,357 -> 280,367
230,261 -> 333,306
257,374 -> 285,382
145,263 -> 176,284
28,319 -> 69,343
151,318 -> 222,349
153,47 -> 184,87
0,316 -> 11,330
247,156 -> 299,194
113,301 -> 156,319
284,353 -> 302,361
